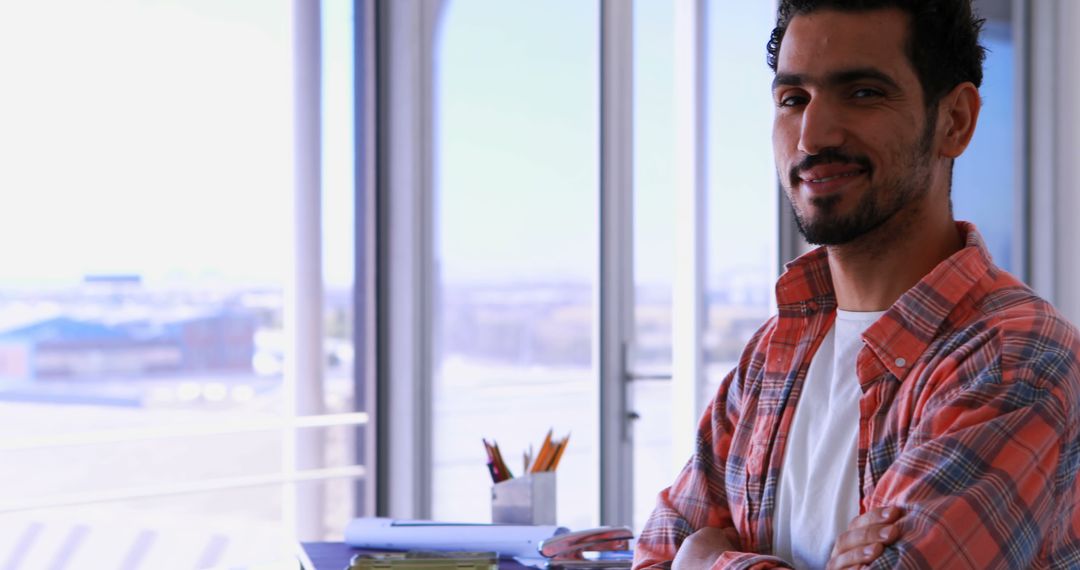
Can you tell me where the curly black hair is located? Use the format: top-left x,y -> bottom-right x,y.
767,0 -> 987,109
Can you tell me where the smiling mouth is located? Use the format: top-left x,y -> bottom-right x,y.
806,170 -> 866,184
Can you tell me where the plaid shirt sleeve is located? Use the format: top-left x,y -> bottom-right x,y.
633,321 -> 793,570
865,311 -> 1080,568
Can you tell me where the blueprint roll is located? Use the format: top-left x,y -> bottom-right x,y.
344,517 -> 570,559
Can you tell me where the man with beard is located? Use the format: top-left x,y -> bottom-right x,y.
633,1 -> 1080,569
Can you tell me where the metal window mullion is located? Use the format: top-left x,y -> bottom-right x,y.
288,0 -> 327,541
375,0 -> 438,520
598,0 -> 634,528
354,0 -> 378,520
671,0 -> 706,472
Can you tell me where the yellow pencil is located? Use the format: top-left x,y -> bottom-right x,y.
548,433 -> 570,471
530,429 -> 555,474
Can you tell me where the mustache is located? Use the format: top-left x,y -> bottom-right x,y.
789,148 -> 873,184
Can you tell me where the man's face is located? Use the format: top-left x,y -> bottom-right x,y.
772,8 -> 937,246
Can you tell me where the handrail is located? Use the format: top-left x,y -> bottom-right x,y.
0,464 -> 367,513
0,412 -> 369,452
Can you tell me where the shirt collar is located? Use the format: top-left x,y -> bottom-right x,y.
775,221 -> 994,379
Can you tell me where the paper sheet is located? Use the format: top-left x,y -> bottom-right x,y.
344,517 -> 570,561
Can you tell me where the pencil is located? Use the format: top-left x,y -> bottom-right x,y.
530,429 -> 555,474
492,440 -> 513,481
483,439 -> 500,483
548,433 -> 570,471
540,436 -> 562,471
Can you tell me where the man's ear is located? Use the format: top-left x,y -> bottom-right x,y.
937,82 -> 981,159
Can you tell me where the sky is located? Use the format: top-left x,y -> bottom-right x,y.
0,0 -> 353,289
434,0 -> 779,287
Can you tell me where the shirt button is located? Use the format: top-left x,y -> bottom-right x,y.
895,357 -> 907,367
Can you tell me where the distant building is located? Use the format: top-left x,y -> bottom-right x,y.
0,311 -> 256,383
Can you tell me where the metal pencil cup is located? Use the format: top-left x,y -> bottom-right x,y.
491,472 -> 556,525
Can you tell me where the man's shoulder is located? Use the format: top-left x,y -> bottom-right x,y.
944,270 -> 1080,392
967,269 -> 1077,343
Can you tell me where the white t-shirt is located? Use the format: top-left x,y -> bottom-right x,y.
771,309 -> 885,569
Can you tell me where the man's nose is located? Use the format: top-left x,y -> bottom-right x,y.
798,99 -> 845,156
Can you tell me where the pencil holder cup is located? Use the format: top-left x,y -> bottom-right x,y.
491,472 -> 556,525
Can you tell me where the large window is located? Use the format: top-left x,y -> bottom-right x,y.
0,0 -> 1046,559
703,2 -> 779,402
393,0 -> 1040,540
0,0 -> 364,565
431,0 -> 600,529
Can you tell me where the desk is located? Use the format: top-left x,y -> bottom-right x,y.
297,542 -> 536,570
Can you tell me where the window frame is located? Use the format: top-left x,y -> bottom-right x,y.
371,0 -> 441,520
598,0 -> 636,527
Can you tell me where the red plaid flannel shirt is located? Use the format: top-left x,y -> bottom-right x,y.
634,222 -> 1080,569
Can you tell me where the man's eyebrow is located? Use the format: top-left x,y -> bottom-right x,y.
772,68 -> 901,91
772,73 -> 804,91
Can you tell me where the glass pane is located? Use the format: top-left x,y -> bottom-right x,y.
323,0 -> 356,414
0,0 -> 361,549
321,0 -> 361,517
432,0 -> 600,529
704,3 -> 779,401
631,0 -> 676,533
953,3 -> 1016,272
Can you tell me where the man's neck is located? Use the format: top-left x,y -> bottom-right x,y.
826,205 -> 963,312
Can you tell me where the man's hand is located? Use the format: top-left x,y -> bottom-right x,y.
672,526 -> 736,570
826,507 -> 903,570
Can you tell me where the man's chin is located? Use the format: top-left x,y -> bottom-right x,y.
795,216 -> 873,246
799,229 -> 856,246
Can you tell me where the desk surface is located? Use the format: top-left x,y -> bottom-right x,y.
298,542 -> 536,570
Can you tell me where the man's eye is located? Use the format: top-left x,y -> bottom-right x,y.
778,95 -> 808,107
852,88 -> 884,99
